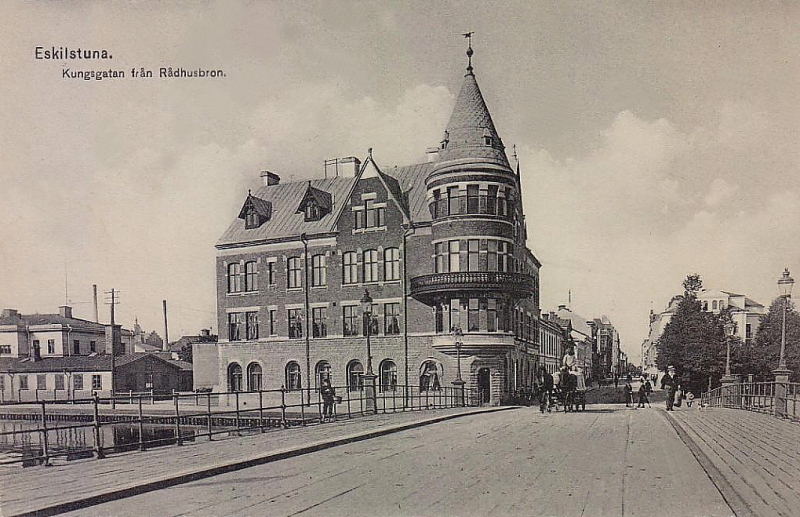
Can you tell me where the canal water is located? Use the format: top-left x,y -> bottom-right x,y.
0,418 -> 202,467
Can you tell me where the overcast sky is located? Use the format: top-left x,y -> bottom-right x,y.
1,1 -> 798,362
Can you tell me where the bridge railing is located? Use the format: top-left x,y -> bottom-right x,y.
0,383 -> 477,468
701,379 -> 799,423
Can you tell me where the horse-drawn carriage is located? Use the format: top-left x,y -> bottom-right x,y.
551,368 -> 587,412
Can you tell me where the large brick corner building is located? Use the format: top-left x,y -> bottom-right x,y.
210,48 -> 541,405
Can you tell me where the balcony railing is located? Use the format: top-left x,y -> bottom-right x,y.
410,271 -> 536,301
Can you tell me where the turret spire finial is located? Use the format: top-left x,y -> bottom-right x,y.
463,31 -> 474,75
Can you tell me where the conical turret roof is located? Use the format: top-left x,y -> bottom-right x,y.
436,69 -> 510,169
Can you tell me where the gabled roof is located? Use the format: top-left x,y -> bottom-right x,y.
296,182 -> 333,213
237,193 -> 273,220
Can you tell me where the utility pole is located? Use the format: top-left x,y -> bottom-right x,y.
163,300 -> 169,351
105,289 -> 120,409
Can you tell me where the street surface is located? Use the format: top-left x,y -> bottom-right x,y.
64,405 -> 733,517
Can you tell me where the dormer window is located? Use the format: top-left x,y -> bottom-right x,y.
483,128 -> 493,146
238,193 -> 272,229
484,136 -> 493,146
297,182 -> 332,222
305,202 -> 321,222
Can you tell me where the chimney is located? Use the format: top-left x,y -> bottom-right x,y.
426,147 -> 440,162
93,284 -> 99,322
261,171 -> 281,186
557,304 -> 567,311
200,328 -> 210,339
325,157 -> 361,178
59,305 -> 73,319
2,309 -> 19,319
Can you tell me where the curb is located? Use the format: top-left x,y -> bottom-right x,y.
11,406 -> 516,517
661,409 -> 755,517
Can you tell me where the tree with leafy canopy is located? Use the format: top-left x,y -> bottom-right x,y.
656,274 -> 730,394
733,297 -> 800,382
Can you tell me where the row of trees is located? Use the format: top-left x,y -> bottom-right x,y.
655,274 -> 800,395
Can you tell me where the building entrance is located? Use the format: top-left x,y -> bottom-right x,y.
477,368 -> 491,404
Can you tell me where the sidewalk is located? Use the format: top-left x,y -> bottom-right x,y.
666,406 -> 800,517
0,406 -> 508,517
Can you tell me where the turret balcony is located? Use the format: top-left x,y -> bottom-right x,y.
409,271 -> 536,304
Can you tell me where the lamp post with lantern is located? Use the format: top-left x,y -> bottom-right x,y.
451,326 -> 465,406
721,319 -> 738,406
774,268 -> 794,418
361,289 -> 378,414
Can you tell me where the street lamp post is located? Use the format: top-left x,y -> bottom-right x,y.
361,289 -> 378,414
774,268 -> 794,418
451,326 -> 465,406
721,319 -> 737,407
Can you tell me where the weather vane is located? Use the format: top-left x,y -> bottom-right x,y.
463,31 -> 474,74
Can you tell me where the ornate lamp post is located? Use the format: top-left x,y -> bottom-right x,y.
774,269 -> 794,418
724,320 -> 736,378
721,319 -> 737,407
451,326 -> 465,406
361,289 -> 377,413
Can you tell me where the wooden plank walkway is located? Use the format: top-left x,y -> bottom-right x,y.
668,407 -> 800,517
0,406 -> 502,517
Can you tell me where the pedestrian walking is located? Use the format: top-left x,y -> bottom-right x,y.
613,374 -> 619,388
624,381 -> 633,407
321,379 -> 336,422
637,379 -> 650,408
538,367 -> 553,413
661,365 -> 680,411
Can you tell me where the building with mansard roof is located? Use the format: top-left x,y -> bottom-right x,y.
209,47 -> 541,405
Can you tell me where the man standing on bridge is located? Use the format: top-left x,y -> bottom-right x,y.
661,365 -> 680,411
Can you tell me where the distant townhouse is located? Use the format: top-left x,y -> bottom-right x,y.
553,305 -> 594,378
697,289 -> 766,342
207,48 -> 541,405
538,314 -> 566,374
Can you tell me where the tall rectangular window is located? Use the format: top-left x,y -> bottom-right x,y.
363,304 -> 379,336
450,299 -> 461,331
287,257 -> 302,288
384,303 -> 400,335
55,374 -> 64,390
467,185 -> 479,214
354,209 -> 364,230
364,200 -> 385,228
312,307 -> 327,338
228,313 -> 245,341
267,261 -> 276,286
92,375 -> 102,390
363,250 -> 378,282
343,251 -> 358,284
487,299 -> 497,332
498,242 -> 508,272
448,241 -> 460,273
89,340 -> 96,353
20,375 -> 28,390
468,299 -> 479,332
269,309 -> 277,336
447,186 -> 460,215
47,339 -> 55,354
227,263 -> 243,293
73,340 -> 80,355
468,239 -> 480,271
487,185 -> 498,215
245,261 -> 258,291
311,254 -> 326,286
37,374 -> 47,390
384,248 -> 400,281
246,311 -> 259,340
435,242 -> 447,273
288,309 -> 303,339
343,306 -> 359,336
73,374 -> 83,391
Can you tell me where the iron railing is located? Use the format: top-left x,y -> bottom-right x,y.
0,383 -> 477,467
410,271 -> 536,299
701,380 -> 799,423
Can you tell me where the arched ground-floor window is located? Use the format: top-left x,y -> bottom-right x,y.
247,362 -> 262,391
380,360 -> 397,392
228,362 -> 243,392
347,360 -> 364,391
285,361 -> 302,391
315,360 -> 332,390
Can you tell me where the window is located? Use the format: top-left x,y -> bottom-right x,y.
269,309 -> 277,336
384,303 -> 400,335
73,374 -> 83,390
246,311 -> 259,340
487,185 -> 498,215
380,360 -> 397,392
267,261 -> 276,286
37,374 -> 47,390
89,340 -> 96,353
384,248 -> 400,281
0,376 -> 3,391
312,307 -> 328,338
746,324 -> 752,339
73,340 -> 80,355
47,339 -> 55,354
287,257 -> 302,289
304,202 -> 321,222
498,242 -> 511,272
712,300 -> 717,310
92,374 -> 102,390
487,299 -> 497,332
245,208 -> 260,229
354,209 -> 364,230
343,251 -> 358,285
484,136 -> 493,146
245,261 -> 258,291
247,362 -> 262,391
288,309 -> 303,339
467,185 -> 479,214
448,241 -> 460,272
487,240 -> 498,271
347,360 -> 364,391
311,254 -> 326,287
468,239 -> 479,271
316,361 -> 332,389
363,250 -> 378,282
20,375 -> 29,390
343,306 -> 359,337
468,299 -> 479,332
227,363 -> 243,392
228,313 -> 245,341
435,242 -> 447,273
55,374 -> 64,390
33,340 -> 40,354
0,345 -> 10,354
364,200 -> 385,228
227,263 -> 243,293
286,362 -> 302,391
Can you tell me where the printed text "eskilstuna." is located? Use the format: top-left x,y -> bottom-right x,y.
36,47 -> 112,60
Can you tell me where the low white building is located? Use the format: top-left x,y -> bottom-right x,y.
697,289 -> 766,342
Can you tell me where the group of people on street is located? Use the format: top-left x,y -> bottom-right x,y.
623,376 -> 652,408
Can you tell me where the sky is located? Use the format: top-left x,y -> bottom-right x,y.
1,1 -> 798,362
